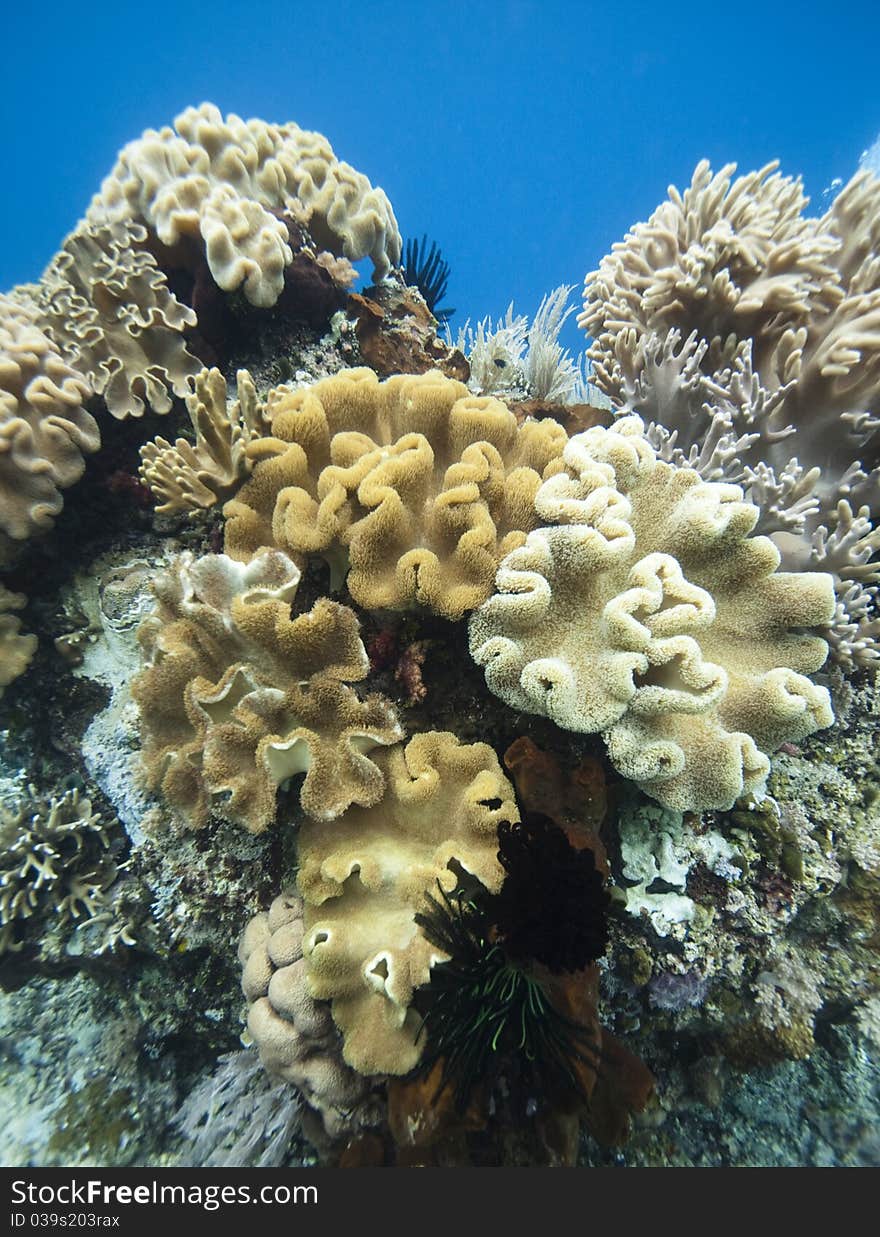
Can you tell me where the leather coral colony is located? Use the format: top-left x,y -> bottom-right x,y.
4,102 -> 879,1166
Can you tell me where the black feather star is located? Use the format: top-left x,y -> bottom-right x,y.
403,234 -> 455,325
410,817 -> 611,1111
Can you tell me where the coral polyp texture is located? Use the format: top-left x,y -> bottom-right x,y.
223,367 -> 568,619
132,548 -> 403,831
470,416 -> 835,812
35,219 -> 201,419
0,786 -> 118,953
580,160 -> 880,665
86,103 -> 402,306
139,367 -> 270,514
0,292 -> 98,543
296,731 -> 515,1076
239,891 -> 376,1141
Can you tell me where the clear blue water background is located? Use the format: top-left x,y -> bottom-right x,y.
2,0 -> 878,354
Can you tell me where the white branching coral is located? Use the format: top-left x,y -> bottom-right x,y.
580,161 -> 880,666
470,416 -> 836,813
0,786 -> 119,953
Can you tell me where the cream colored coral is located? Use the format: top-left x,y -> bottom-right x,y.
0,293 -> 98,541
140,368 -> 270,513
224,368 -> 568,619
36,219 -> 200,419
0,585 -> 37,695
88,103 -> 401,306
132,548 -> 402,831
239,891 -> 374,1138
297,732 -> 514,1075
470,417 -> 836,812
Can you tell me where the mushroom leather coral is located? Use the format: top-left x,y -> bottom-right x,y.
0,292 -> 98,542
297,731 -> 516,1076
223,367 -> 567,619
132,548 -> 402,831
471,416 -> 836,812
87,103 -> 402,306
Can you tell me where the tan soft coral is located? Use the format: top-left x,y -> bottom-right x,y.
0,585 -> 37,695
139,367 -> 270,513
36,219 -> 200,419
470,416 -> 836,812
239,891 -> 377,1140
87,103 -> 401,306
223,368 -> 567,619
297,731 -> 516,1075
132,548 -> 402,831
0,293 -> 98,542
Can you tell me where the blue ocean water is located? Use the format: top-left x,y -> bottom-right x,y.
2,0 -> 879,351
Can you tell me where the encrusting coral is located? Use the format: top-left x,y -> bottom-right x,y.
0,292 -> 98,543
223,367 -> 567,619
0,584 -> 37,695
132,547 -> 403,831
87,103 -> 402,307
0,786 -> 118,953
296,732 -> 516,1076
470,416 -> 836,812
580,160 -> 880,665
239,891 -> 378,1142
139,367 -> 270,514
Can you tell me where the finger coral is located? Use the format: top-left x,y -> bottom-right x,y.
0,292 -> 98,542
239,891 -> 377,1141
470,416 -> 836,812
139,367 -> 270,514
0,584 -> 37,695
87,103 -> 402,306
296,731 -> 515,1075
223,367 -> 567,619
132,548 -> 402,831
0,785 -> 118,953
580,161 -> 880,665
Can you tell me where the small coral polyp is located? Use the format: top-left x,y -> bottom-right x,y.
132,547 -> 402,831
470,416 -> 836,812
223,367 -> 567,620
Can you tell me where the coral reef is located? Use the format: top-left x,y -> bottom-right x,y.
224,367 -> 567,619
471,415 -> 835,811
581,161 -> 880,665
133,548 -> 402,830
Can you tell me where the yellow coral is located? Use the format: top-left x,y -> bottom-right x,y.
133,548 -> 402,831
297,731 -> 515,1075
224,367 -> 567,619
